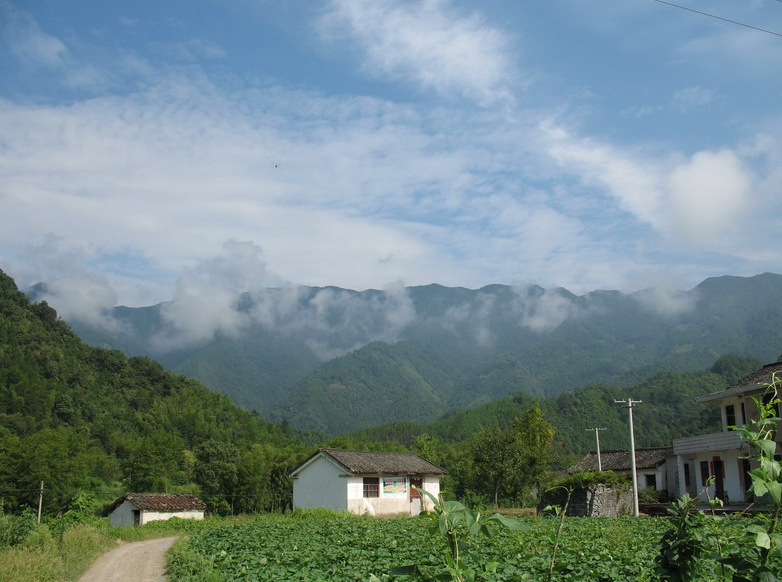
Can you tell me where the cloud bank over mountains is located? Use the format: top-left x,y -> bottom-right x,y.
27,240 -> 704,361
2,0 -> 781,323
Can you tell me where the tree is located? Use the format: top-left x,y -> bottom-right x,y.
193,439 -> 239,514
14,427 -> 96,513
124,432 -> 186,492
470,399 -> 554,507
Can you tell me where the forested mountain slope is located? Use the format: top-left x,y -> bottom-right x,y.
348,353 -> 763,463
62,273 -> 782,434
0,269 -> 304,515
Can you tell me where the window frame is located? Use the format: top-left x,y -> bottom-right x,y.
363,477 -> 379,498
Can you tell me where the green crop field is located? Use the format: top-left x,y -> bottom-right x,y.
168,512 -> 675,582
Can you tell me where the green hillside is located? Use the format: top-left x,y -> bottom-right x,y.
0,269 -> 305,516
349,353 -> 763,464
274,276 -> 782,433
3,266 -> 774,511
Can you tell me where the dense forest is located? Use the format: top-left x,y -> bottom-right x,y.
346,353 -> 761,461
0,269 -> 306,515
0,268 -> 767,514
67,273 -> 782,434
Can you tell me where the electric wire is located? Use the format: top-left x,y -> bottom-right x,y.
646,0 -> 782,37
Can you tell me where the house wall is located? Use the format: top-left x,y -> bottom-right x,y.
108,500 -> 204,527
422,475 -> 440,510
108,500 -> 139,527
345,474 -> 441,517
139,510 -> 204,525
292,456 -> 347,512
292,454 -> 443,517
676,448 -> 747,503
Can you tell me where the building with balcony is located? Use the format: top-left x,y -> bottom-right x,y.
672,357 -> 782,503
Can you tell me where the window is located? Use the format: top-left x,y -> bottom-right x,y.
684,463 -> 691,488
363,477 -> 379,498
725,404 -> 736,429
645,474 -> 657,490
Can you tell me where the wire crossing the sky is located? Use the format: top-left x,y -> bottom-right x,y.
646,0 -> 782,37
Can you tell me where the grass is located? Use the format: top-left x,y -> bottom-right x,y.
0,516 -> 244,582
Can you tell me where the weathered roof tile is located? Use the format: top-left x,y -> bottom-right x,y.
567,447 -> 672,473
104,493 -> 206,515
307,448 -> 447,476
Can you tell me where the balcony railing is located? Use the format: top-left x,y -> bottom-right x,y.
672,430 -> 744,455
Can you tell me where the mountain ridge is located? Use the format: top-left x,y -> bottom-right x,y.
53,272 -> 782,434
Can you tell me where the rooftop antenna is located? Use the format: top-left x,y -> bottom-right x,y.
615,398 -> 642,516
587,427 -> 607,471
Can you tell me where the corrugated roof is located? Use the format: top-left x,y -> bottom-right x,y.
567,447 -> 673,473
104,493 -> 206,515
309,448 -> 447,476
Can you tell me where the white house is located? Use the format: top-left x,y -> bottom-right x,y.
290,448 -> 447,517
568,447 -> 677,497
104,493 -> 206,527
672,358 -> 782,504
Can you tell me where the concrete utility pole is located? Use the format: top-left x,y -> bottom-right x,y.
37,481 -> 43,524
615,398 -> 642,517
587,428 -> 607,471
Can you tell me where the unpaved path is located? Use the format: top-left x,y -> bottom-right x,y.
78,537 -> 178,582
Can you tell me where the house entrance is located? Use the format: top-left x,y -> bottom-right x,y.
713,457 -> 725,502
409,476 -> 423,515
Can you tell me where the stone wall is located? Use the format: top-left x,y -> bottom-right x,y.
538,484 -> 633,517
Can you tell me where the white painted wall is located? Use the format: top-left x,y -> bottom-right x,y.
292,456 -> 348,511
675,449 -> 746,503
139,510 -> 204,525
293,455 -> 443,517
422,476 -> 440,511
107,500 -> 204,527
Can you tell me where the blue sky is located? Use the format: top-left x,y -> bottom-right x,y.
1,0 -> 781,320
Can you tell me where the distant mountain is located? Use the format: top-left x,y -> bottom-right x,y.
60,273 -> 782,434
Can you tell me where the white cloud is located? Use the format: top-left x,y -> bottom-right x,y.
319,0 -> 516,107
515,287 -> 580,333
16,234 -> 123,331
152,245 -> 267,351
664,149 -> 751,246
542,122 -> 665,230
634,280 -> 698,317
1,1 -> 67,68
541,121 -> 775,253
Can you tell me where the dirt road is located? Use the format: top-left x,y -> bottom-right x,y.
78,537 -> 178,582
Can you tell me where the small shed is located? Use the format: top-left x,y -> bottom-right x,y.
104,493 -> 206,527
568,447 -> 676,496
291,448 -> 447,517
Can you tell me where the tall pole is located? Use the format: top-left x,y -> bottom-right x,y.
587,428 -> 606,471
615,398 -> 642,517
37,481 -> 43,524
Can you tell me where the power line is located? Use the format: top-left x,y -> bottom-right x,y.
646,0 -> 782,37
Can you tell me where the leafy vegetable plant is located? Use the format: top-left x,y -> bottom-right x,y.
391,486 -> 521,582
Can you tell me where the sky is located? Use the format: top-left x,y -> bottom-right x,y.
2,0 -> 782,323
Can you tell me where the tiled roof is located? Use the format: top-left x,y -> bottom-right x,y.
698,358 -> 782,402
729,359 -> 782,389
303,448 -> 447,476
104,493 -> 206,515
567,447 -> 673,473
